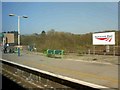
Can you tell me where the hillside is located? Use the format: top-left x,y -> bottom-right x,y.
21,30 -> 119,54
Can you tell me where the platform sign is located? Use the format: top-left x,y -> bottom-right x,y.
93,32 -> 115,45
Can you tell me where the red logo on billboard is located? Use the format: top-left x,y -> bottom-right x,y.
95,35 -> 112,42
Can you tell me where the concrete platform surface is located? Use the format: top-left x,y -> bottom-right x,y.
2,51 -> 119,89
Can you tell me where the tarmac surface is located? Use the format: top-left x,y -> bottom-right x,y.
1,50 -> 119,89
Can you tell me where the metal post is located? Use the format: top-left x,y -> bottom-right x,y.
93,46 -> 95,55
3,37 -> 5,47
18,16 -> 20,56
18,16 -> 20,46
106,45 -> 110,53
18,48 -> 20,56
9,14 -> 28,56
113,46 -> 115,56
88,49 -> 90,55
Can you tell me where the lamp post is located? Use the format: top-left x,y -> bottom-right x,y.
9,14 -> 28,46
9,14 -> 28,56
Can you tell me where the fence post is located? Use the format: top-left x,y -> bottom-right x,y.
88,49 -> 90,55
93,46 -> 95,55
113,46 -> 115,56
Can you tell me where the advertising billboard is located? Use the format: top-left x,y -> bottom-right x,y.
5,33 -> 14,43
93,32 -> 115,45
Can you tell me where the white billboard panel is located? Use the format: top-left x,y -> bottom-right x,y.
93,32 -> 115,45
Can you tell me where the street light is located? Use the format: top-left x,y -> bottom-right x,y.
9,14 -> 28,46
9,13 -> 28,56
9,14 -> 15,16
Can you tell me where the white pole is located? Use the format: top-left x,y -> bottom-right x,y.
18,16 -> 20,46
3,37 -> 5,46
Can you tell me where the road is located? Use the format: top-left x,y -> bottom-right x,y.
1,50 -> 119,89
